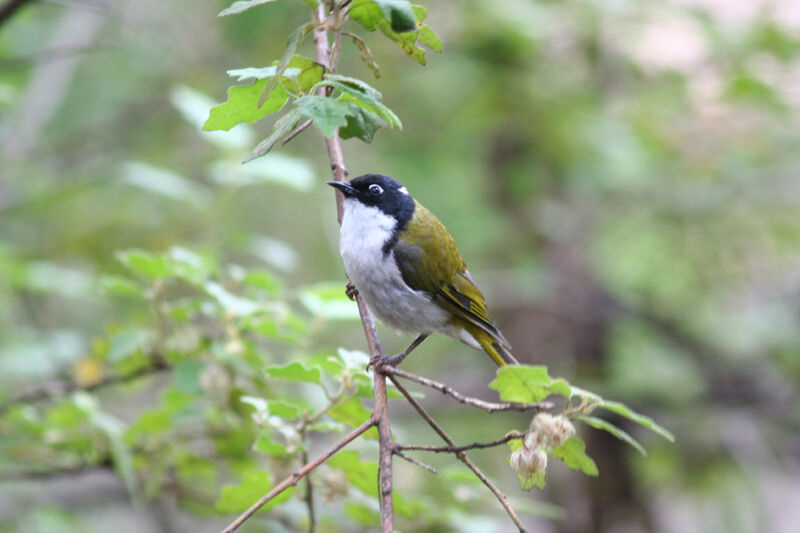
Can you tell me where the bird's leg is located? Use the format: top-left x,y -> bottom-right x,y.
368,333 -> 430,371
345,282 -> 358,301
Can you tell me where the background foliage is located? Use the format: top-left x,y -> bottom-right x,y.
2,0 -> 800,532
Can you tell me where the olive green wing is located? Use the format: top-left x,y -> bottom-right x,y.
392,203 -> 509,348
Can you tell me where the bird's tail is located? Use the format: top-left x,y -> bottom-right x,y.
471,327 -> 518,366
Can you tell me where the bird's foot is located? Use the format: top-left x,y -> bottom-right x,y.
345,282 -> 358,301
366,353 -> 405,372
365,334 -> 429,373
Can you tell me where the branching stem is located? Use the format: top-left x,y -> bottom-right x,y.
383,366 -> 552,413
221,417 -> 376,533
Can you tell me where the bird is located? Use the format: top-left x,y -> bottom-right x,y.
327,174 -> 518,368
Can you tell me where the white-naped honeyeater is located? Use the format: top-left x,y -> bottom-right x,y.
327,174 -> 518,367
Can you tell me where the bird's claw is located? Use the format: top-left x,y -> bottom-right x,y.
345,282 -> 359,301
366,353 -> 403,372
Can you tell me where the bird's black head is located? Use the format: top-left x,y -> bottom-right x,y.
327,174 -> 415,227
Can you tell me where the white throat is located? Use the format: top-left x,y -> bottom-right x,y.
339,198 -> 397,259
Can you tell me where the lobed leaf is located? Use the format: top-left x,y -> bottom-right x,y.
339,106 -> 385,142
489,365 -> 571,403
204,79 -> 290,131
550,437 -> 598,476
378,20 -> 426,64
418,25 -> 443,52
293,95 -> 352,137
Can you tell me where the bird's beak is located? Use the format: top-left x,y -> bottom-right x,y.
326,180 -> 357,197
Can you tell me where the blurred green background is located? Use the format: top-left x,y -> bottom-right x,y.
1,0 -> 800,532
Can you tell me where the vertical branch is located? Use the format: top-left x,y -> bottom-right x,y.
301,447 -> 316,532
313,5 -> 394,532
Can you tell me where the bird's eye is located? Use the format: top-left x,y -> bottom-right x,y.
368,184 -> 384,195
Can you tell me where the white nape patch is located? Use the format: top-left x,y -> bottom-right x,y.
398,186 -> 409,196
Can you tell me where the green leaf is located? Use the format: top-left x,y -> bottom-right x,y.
254,431 -> 290,457
418,26 -> 442,52
266,400 -> 302,419
204,79 -> 290,131
116,249 -> 171,279
218,0 -> 277,17
349,0 -> 416,33
100,275 -> 141,297
316,78 -> 400,128
327,397 -> 374,433
489,365 -> 571,403
323,74 -> 382,99
108,330 -> 144,362
245,109 -> 305,161
339,106 -> 384,142
294,95 -> 352,138
285,55 -> 326,92
595,400 -> 675,442
411,4 -> 443,52
169,246 -> 211,286
264,361 -> 322,384
258,23 -> 315,107
349,0 -> 383,31
215,470 -> 294,513
240,269 -> 281,292
375,0 -> 417,33
74,393 -> 140,500
227,66 -> 301,82
577,415 -> 646,456
346,32 -> 380,77
550,437 -> 598,476
327,450 -> 377,495
338,91 -> 399,129
378,20 -> 425,64
204,281 -> 264,316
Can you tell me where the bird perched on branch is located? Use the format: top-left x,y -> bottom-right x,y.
328,174 -> 518,367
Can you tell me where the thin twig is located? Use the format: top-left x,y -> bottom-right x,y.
388,376 -> 529,533
383,366 -> 552,413
393,449 -> 437,474
0,462 -> 112,482
301,448 -> 316,533
281,118 -> 313,145
221,417 -> 377,533
396,433 -> 524,454
0,359 -> 169,415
